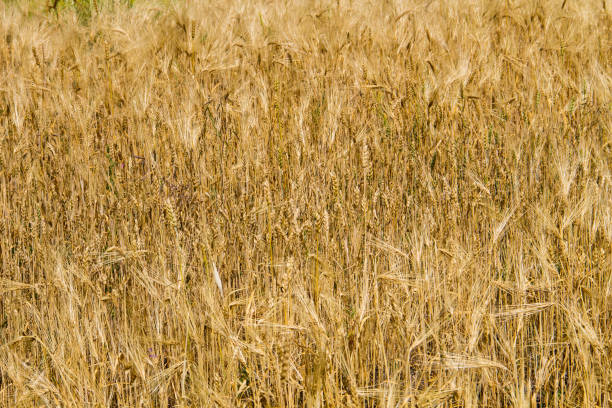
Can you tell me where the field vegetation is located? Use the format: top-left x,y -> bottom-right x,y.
0,0 -> 611,406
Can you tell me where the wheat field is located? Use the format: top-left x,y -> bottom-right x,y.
0,0 -> 611,406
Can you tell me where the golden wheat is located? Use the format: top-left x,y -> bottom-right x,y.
0,0 -> 611,407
